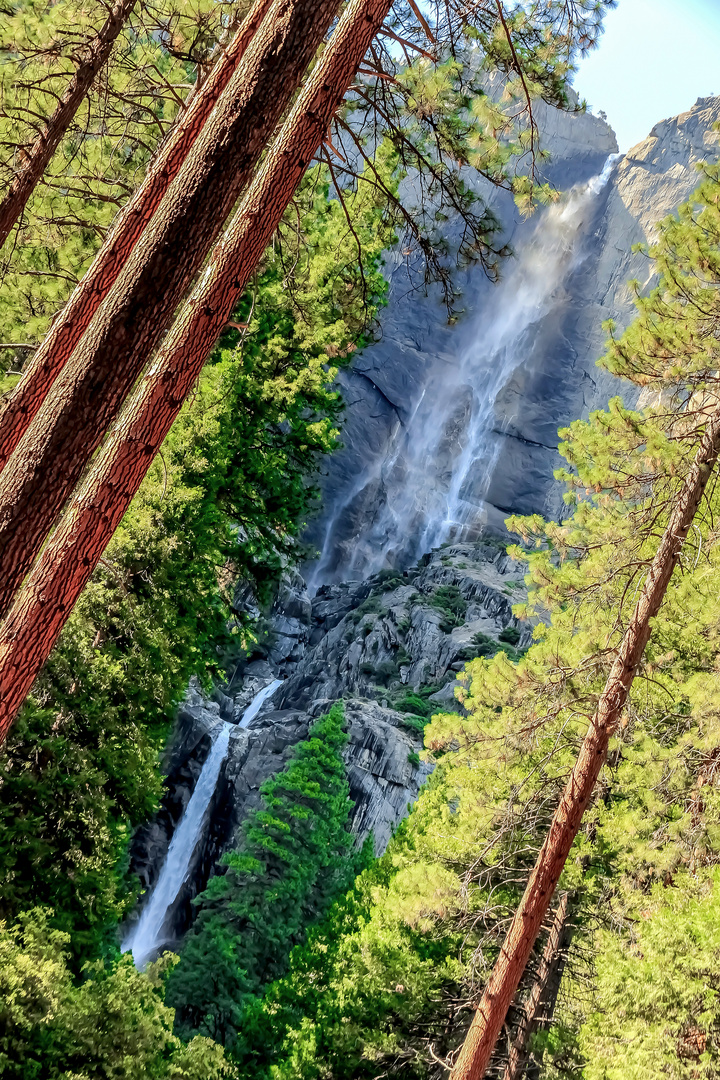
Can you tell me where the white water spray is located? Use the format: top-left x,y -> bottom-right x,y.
312,155 -> 620,583
124,679 -> 283,967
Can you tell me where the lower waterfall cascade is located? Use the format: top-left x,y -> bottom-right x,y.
123,721 -> 232,968
125,680 -> 283,968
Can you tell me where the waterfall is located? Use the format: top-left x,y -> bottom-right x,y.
311,154 -> 621,585
238,678 -> 282,727
123,721 -> 231,968
124,679 -> 283,968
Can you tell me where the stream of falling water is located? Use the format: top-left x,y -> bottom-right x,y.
238,678 -> 283,728
124,679 -> 283,968
311,154 -> 620,585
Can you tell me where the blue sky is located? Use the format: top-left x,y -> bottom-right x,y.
572,0 -> 720,152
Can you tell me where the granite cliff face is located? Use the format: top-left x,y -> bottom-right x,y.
306,95 -> 720,584
127,539 -> 526,950
127,95 -> 720,957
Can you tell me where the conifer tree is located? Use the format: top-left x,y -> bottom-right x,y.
0,0 -> 394,740
166,703 -> 368,1048
0,0 -> 341,620
0,0 -> 274,470
450,162 -> 720,1079
0,0 -> 139,251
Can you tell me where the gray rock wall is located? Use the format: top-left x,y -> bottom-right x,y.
306,96 -> 720,583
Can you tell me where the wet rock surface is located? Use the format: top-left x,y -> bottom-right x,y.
279,540 -> 528,711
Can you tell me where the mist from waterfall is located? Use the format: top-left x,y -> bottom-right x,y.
310,155 -> 620,587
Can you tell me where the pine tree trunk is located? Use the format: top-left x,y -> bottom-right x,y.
523,917 -> 572,1080
0,0 -> 274,472
0,0 -> 139,251
449,406 -> 720,1080
0,0 -> 340,620
502,893 -> 570,1080
0,0 -> 393,741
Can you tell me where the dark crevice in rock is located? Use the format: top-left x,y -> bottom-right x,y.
352,368 -> 404,421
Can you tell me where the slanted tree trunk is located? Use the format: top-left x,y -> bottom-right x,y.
502,892 -> 570,1080
0,0 -> 139,251
0,0 -> 393,742
0,0 -> 274,472
523,916 -> 573,1080
449,405 -> 720,1080
0,0 -> 340,620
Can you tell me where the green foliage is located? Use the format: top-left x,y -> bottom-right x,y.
0,908 -> 228,1078
230,852 -> 466,1080
471,630 -> 501,657
0,0 -> 249,370
375,569 -> 406,592
394,692 -> 433,719
580,871 -> 720,1077
427,585 -> 467,632
398,714 -> 427,734
468,629 -> 525,663
356,595 -> 383,617
0,152 -> 395,961
166,705 -> 370,1050
372,659 -> 400,686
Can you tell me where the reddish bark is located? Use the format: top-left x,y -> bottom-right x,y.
502,893 -> 569,1080
450,407 -> 720,1080
0,0 -> 274,473
0,0 -> 138,252
0,0 -> 393,741
0,0 -> 340,619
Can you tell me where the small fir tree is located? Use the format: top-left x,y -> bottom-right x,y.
166,703 -> 371,1049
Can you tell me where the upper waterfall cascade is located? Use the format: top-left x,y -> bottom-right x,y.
310,155 -> 621,587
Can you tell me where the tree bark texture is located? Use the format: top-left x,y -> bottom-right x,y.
502,893 -> 570,1080
449,406 -> 720,1080
0,0 -> 274,472
0,0 -> 340,620
0,0 -> 139,251
0,0 -> 394,740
